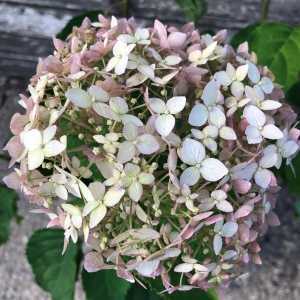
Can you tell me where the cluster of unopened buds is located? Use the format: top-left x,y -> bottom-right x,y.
3,15 -> 300,293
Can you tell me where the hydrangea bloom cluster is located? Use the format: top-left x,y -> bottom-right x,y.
3,15 -> 300,292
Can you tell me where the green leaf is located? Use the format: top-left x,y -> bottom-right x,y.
231,22 -> 300,91
0,185 -> 18,245
26,229 -> 81,300
283,153 -> 300,196
294,200 -> 300,216
166,288 -> 218,300
126,284 -> 161,300
176,0 -> 207,23
82,270 -> 131,300
57,10 -> 103,40
286,81 -> 300,106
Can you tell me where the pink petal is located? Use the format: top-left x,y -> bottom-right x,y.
84,252 -> 105,272
168,32 -> 187,49
233,179 -> 252,194
234,204 -> 253,219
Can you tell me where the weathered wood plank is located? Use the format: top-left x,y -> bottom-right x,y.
0,0 -> 107,11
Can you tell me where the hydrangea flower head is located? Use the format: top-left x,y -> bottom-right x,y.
3,15 -> 300,293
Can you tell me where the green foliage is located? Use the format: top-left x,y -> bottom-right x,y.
57,10 -> 103,40
231,22 -> 300,92
166,288 -> 218,300
82,274 -> 218,300
26,229 -> 81,300
286,81 -> 300,107
126,284 -> 161,300
283,154 -> 300,196
0,185 -> 18,245
294,199 -> 300,217
82,270 -> 131,300
175,0 -> 207,23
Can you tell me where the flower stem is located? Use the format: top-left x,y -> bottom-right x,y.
261,0 -> 271,22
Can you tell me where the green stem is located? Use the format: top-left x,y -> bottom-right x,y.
261,0 -> 271,22
122,0 -> 129,17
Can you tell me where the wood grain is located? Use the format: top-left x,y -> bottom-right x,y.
0,0 -> 299,85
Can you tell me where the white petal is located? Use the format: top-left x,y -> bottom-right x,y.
89,204 -> 107,228
164,55 -> 182,66
65,88 -> 92,108
231,162 -> 258,181
259,77 -> 274,94
202,41 -> 218,58
281,140 -> 299,158
203,125 -> 218,138
88,85 -> 109,102
61,204 -> 81,216
188,104 -> 208,127
235,64 -> 248,81
259,151 -> 278,168
216,200 -> 233,213
79,181 -> 95,202
113,41 -> 127,56
211,190 -> 227,201
213,234 -> 223,255
202,80 -> 219,106
148,98 -> 166,114
200,158 -> 228,182
103,187 -> 125,207
110,97 -> 128,114
121,114 -> 144,126
243,105 -> 266,127
117,141 -> 136,163
222,221 -> 238,237
214,71 -> 231,86
136,28 -> 150,40
43,126 -> 57,144
123,123 -> 138,141
136,134 -> 160,154
55,185 -> 68,200
231,81 -> 244,98
93,103 -> 119,120
138,173 -> 155,185
247,62 -> 260,84
135,260 -> 159,277
88,182 -> 105,201
82,201 -> 99,217
155,114 -> 175,136
203,138 -> 217,153
126,72 -> 147,87
245,125 -> 263,144
43,140 -> 66,157
137,65 -> 155,79
106,57 -> 119,72
166,96 -> 186,114
178,138 -> 205,165
21,129 -> 42,151
261,124 -> 283,140
209,107 -> 226,128
115,56 -> 128,75
135,204 -> 149,223
260,100 -> 282,110
128,181 -> 143,202
254,168 -> 272,189
174,263 -> 194,273
28,149 -> 44,170
180,166 -> 201,186
219,126 -> 237,140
